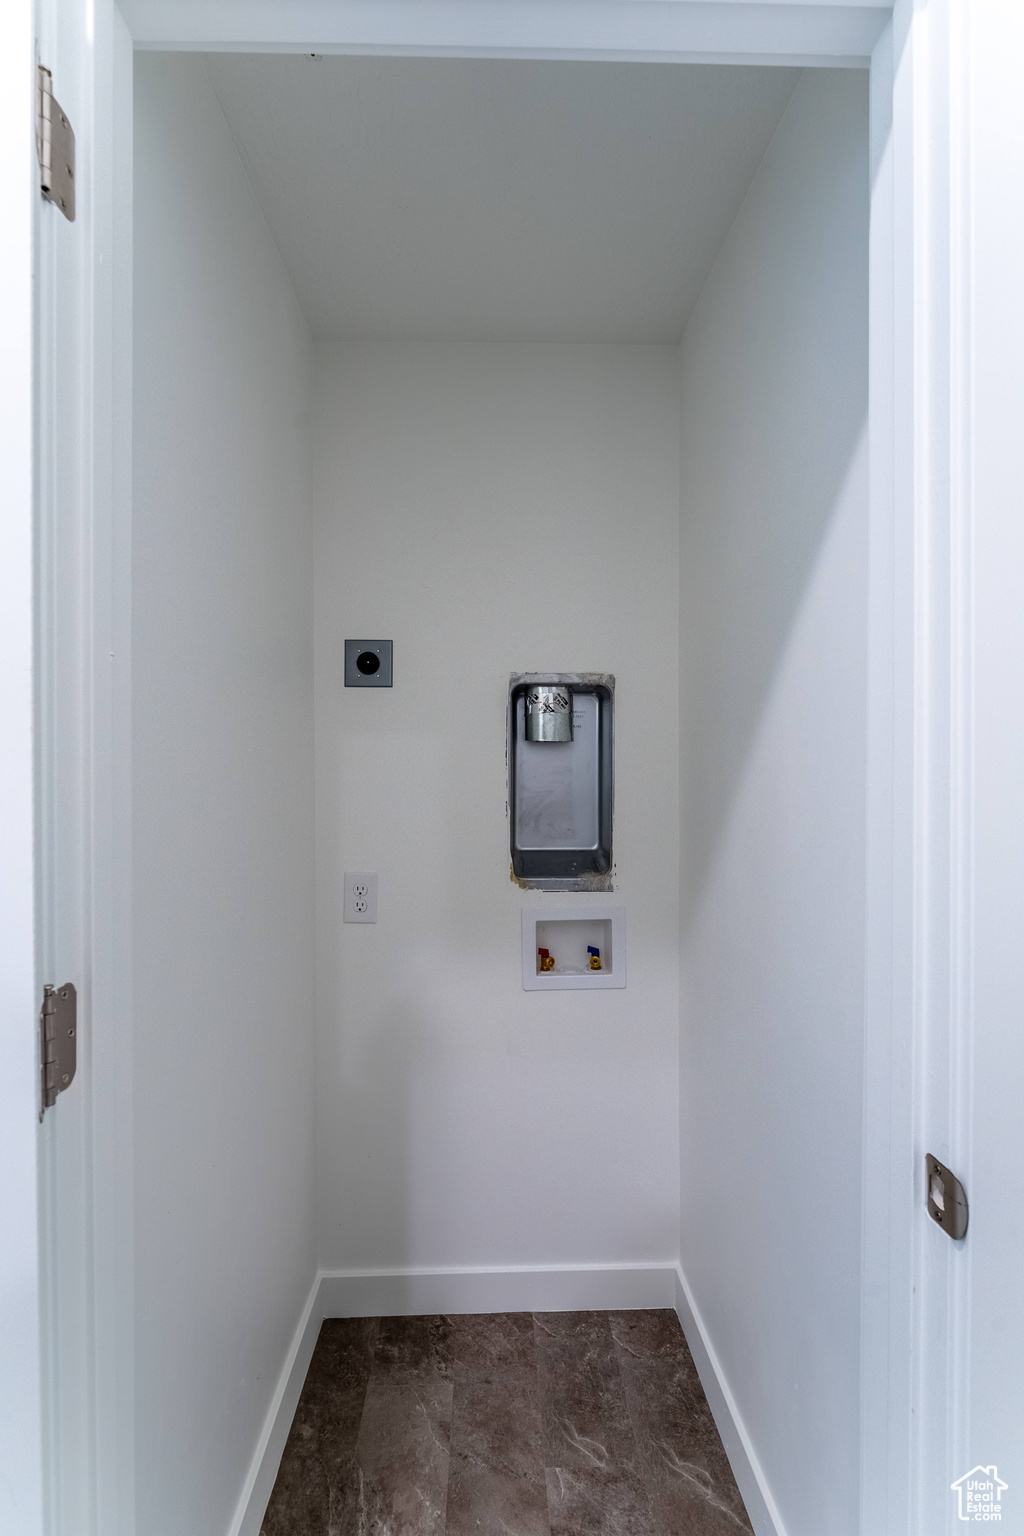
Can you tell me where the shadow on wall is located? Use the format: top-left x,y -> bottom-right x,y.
679,69 -> 869,919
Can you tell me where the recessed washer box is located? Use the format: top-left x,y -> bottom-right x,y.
521,906 -> 626,990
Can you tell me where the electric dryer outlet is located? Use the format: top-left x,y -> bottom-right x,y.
344,872 -> 378,923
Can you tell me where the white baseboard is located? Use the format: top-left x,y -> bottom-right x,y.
228,1274 -> 324,1536
319,1262 -> 677,1318
673,1265 -> 787,1536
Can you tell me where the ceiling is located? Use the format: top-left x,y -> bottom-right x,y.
205,54 -> 800,344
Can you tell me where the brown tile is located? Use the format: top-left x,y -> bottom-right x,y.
535,1311 -> 614,1352
608,1310 -> 690,1368
262,1448 -> 369,1536
534,1313 -> 640,1476
450,1312 -> 537,1381
451,1370 -> 546,1478
262,1310 -> 753,1536
260,1319 -> 378,1535
610,1310 -> 752,1534
259,1423 -> 333,1536
447,1463 -> 551,1536
307,1317 -> 379,1386
373,1314 -> 453,1384
260,1397 -> 367,1535
447,1358 -> 549,1534
545,1465 -> 656,1536
302,1314 -> 382,1419
643,1454 -> 754,1535
353,1375 -> 453,1535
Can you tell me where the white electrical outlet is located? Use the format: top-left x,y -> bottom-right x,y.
344,872 -> 378,924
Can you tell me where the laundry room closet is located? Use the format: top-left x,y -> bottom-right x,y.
128,50 -> 868,1536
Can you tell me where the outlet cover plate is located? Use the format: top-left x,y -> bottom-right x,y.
344,872 -> 378,923
345,640 -> 393,687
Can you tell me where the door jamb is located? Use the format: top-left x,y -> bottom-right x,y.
1,0 -> 44,1528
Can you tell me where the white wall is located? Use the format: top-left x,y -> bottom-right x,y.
314,343 -> 680,1274
133,55 -> 315,1536
678,71 -> 868,1536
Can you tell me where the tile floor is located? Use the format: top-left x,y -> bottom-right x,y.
260,1309 -> 753,1535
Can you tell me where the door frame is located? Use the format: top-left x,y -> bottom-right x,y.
15,1 -> 970,1532
1,4 -> 44,1533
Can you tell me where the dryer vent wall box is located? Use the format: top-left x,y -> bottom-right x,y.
522,906 -> 625,990
509,673 -> 613,891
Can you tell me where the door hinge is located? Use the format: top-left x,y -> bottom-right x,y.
36,65 -> 76,221
926,1152 -> 969,1240
40,983 -> 77,1118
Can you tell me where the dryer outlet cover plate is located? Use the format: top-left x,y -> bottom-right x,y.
345,640 -> 393,687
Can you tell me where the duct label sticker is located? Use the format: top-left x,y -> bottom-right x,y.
951,1467 -> 1008,1522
